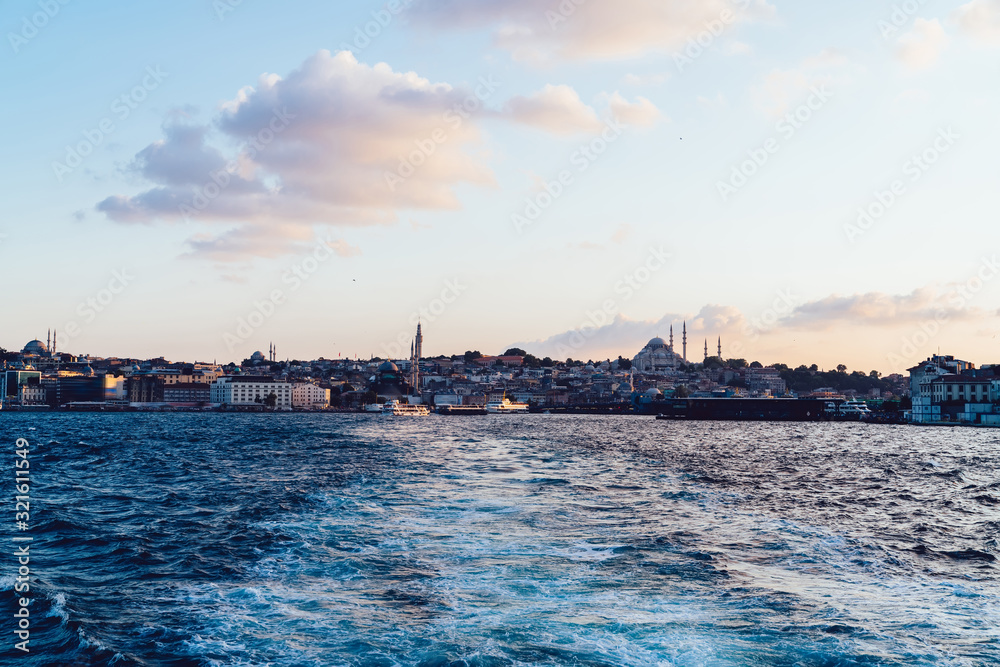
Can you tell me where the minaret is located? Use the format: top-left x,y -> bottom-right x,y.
53,330 -> 57,355
410,322 -> 422,395
704,339 -> 708,361
682,321 -> 687,362
669,325 -> 674,352
718,337 -> 722,359
47,329 -> 51,352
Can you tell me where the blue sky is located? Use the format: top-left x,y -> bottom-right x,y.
3,0 -> 999,372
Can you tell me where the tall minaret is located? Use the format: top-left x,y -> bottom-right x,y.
682,321 -> 687,362
47,329 -> 51,352
53,330 -> 56,355
669,325 -> 674,352
718,337 -> 722,359
704,339 -> 708,361
410,323 -> 423,394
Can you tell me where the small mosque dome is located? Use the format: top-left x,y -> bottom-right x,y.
645,388 -> 663,397
379,361 -> 400,373
250,351 -> 266,362
647,337 -> 667,349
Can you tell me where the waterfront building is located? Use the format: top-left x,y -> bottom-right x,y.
291,383 -> 330,409
163,383 -> 211,405
211,376 -> 292,409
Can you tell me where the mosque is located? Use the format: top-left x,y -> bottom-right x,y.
631,322 -> 722,374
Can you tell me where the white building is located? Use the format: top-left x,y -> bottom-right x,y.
211,376 -> 292,409
291,383 -> 330,409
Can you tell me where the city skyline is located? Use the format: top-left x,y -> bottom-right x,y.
4,0 -> 999,372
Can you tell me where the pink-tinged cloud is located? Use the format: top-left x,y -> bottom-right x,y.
411,0 -> 775,62
96,50 -> 495,260
504,84 -> 602,134
954,0 -> 1000,45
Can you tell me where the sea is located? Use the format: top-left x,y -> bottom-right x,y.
0,413 -> 997,666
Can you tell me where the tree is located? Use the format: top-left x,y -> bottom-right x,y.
503,348 -> 527,357
617,356 -> 633,371
464,350 -> 482,363
750,361 -> 764,369
809,364 -> 819,372
674,385 -> 691,398
264,392 -> 278,408
870,370 -> 881,379
836,364 -> 848,373
541,357 -> 554,367
726,358 -> 748,369
703,356 -> 724,370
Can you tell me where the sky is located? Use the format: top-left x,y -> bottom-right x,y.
2,0 -> 999,373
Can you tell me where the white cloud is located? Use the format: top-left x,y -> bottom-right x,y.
411,0 -> 775,63
953,0 -> 1000,45
896,18 -> 950,69
96,50 -> 495,260
607,92 -> 663,127
504,84 -> 602,134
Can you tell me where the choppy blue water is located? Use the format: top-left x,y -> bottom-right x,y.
0,414 -> 997,666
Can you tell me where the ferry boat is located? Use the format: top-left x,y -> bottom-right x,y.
485,396 -> 530,414
382,400 -> 430,416
824,400 -> 873,420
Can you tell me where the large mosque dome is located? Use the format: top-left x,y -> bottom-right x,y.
632,333 -> 683,374
22,339 -> 48,355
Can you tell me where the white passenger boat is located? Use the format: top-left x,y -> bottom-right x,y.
485,396 -> 530,414
382,400 -> 430,416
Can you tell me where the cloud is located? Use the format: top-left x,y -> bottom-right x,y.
752,49 -> 851,117
504,84 -> 602,134
953,0 -> 1000,45
411,0 -> 775,63
610,223 -> 632,244
783,286 -> 986,330
96,50 -> 495,260
504,85 -> 663,133
896,18 -> 950,69
512,284 -> 998,361
607,92 -> 663,126
514,305 -> 749,360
